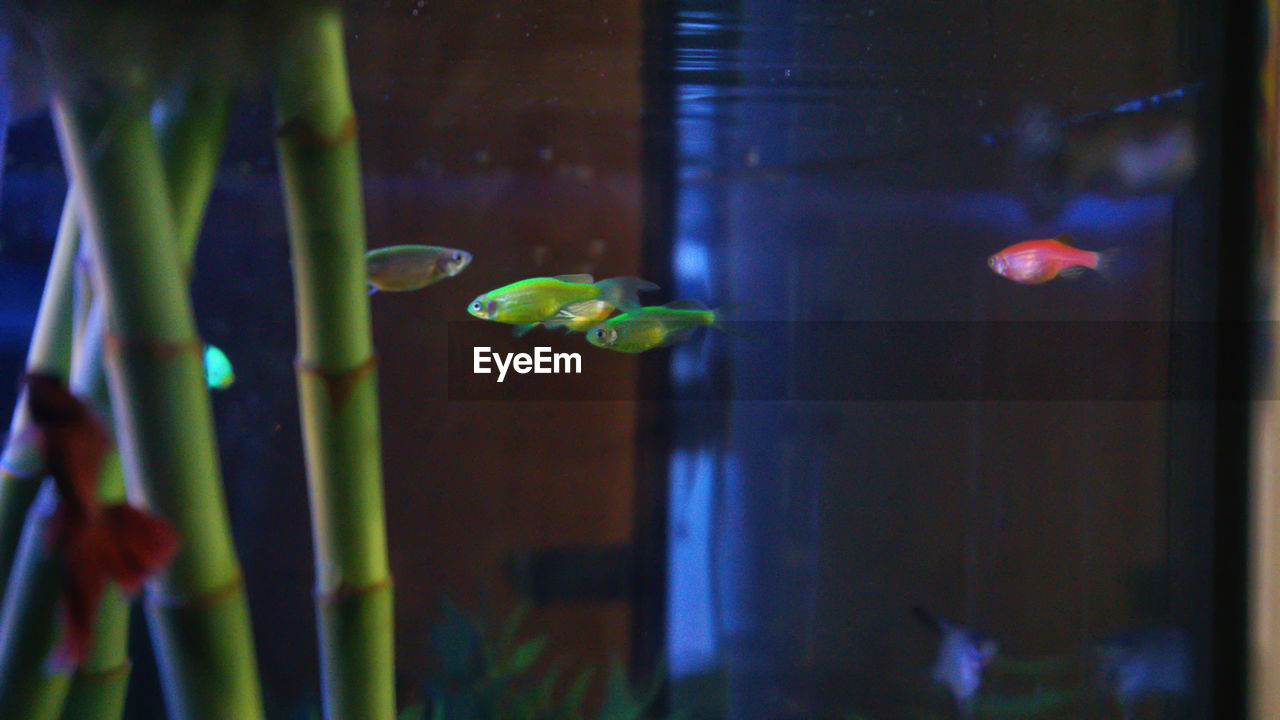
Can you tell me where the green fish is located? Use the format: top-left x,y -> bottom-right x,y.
367,244 -> 471,293
585,301 -> 725,353
513,298 -> 616,337
204,345 -> 235,390
468,274 -> 658,325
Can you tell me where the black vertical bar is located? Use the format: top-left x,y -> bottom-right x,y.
633,0 -> 678,696
1211,0 -> 1260,715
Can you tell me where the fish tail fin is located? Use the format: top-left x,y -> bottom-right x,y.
595,277 -> 660,312
92,504 -> 179,592
52,531 -> 104,670
53,504 -> 175,670
708,302 -> 761,342
1093,246 -> 1137,285
911,606 -> 945,635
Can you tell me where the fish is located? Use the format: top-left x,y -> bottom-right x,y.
1006,95 -> 1200,218
513,299 -> 616,337
203,344 -> 234,390
986,235 -> 1116,285
585,301 -> 731,353
912,607 -> 997,720
24,373 -> 179,668
468,274 -> 658,325
1097,626 -> 1190,720
366,244 -> 472,293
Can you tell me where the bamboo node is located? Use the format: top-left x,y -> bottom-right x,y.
276,114 -> 357,148
73,659 -> 131,684
103,332 -> 202,360
146,574 -> 244,611
316,576 -> 392,606
296,354 -> 377,412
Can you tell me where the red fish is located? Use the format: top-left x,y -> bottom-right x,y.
24,373 -> 179,667
987,236 -> 1112,285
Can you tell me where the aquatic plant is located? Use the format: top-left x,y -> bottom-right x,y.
398,600 -> 672,720
0,1 -> 393,718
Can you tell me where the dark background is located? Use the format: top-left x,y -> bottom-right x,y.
0,0 -> 1251,718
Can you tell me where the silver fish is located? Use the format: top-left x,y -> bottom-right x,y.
912,607 -> 997,719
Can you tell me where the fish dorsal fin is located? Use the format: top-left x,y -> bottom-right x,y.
1054,233 -> 1075,247
553,273 -> 594,284
663,299 -> 709,311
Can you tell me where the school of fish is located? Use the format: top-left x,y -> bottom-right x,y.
465,273 -> 742,352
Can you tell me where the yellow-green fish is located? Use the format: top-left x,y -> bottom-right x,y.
514,299 -> 616,337
203,345 -> 234,390
468,274 -> 658,325
367,244 -> 471,293
586,301 -> 724,353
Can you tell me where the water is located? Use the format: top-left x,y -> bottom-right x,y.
0,1 -> 1253,719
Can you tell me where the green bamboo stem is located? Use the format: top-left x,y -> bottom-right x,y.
69,232 -> 92,368
160,81 -> 234,271
55,303 -> 129,720
0,480 -> 72,720
273,5 -> 394,718
0,299 -> 145,720
0,192 -> 81,593
58,80 -> 233,720
52,87 -> 263,719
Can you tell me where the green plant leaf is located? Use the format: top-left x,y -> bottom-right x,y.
503,636 -> 548,677
432,599 -> 484,682
534,659 -> 566,715
398,703 -> 427,720
975,688 -> 1081,717
563,667 -> 594,720
498,602 -> 531,657
598,659 -> 644,720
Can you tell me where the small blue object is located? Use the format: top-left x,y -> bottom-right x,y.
204,345 -> 235,390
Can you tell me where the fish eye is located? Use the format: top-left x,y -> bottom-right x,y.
470,300 -> 482,311
453,252 -> 465,262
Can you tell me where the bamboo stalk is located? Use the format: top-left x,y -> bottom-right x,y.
52,86 -> 263,719
0,302 -> 117,720
272,5 -> 394,718
160,81 -> 234,270
0,481 -> 72,720
56,80 -> 234,720
0,193 -> 80,592
0,78 -> 234,720
55,303 -> 129,720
